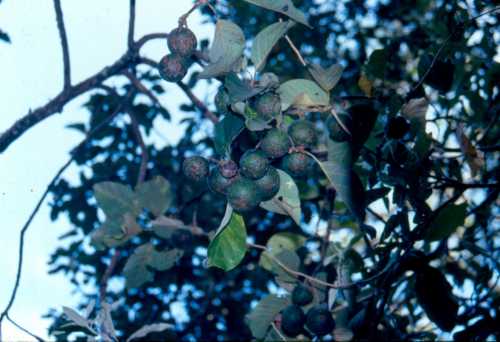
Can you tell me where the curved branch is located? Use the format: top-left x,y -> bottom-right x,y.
53,0 -> 71,89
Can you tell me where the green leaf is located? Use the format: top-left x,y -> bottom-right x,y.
259,232 -> 306,270
123,243 -> 183,288
313,140 -> 366,222
242,0 -> 311,28
135,176 -> 172,217
269,249 -> 301,284
246,294 -> 291,339
127,323 -> 174,342
308,63 -> 343,92
364,49 -> 388,79
402,97 -> 429,135
214,113 -> 245,156
151,216 -> 192,239
207,212 -> 247,271
93,182 -> 139,219
200,20 -> 245,79
424,203 -> 467,241
224,73 -> 262,102
278,79 -> 330,110
251,21 -> 294,71
91,213 -> 141,249
243,105 -> 272,131
260,169 -> 302,225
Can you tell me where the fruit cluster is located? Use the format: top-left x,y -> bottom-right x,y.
182,89 -> 322,213
280,284 -> 336,337
158,26 -> 198,82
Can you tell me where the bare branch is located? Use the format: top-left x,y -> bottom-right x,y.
129,111 -> 149,184
4,315 -> 44,342
134,33 -> 169,50
128,0 -> 136,48
53,0 -> 71,89
123,70 -> 162,107
177,81 -> 219,124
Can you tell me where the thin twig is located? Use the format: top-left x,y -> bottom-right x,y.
0,94 -> 129,334
284,35 -> 307,67
53,0 -> 71,89
123,70 -> 162,107
5,314 -> 44,342
128,0 -> 136,48
129,112 -> 149,184
177,81 -> 219,124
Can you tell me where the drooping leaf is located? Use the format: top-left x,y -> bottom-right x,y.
269,249 -> 301,284
127,323 -> 174,342
93,182 -> 140,219
207,212 -> 247,271
200,20 -> 246,78
62,307 -> 97,336
456,124 -> 484,177
213,113 -> 245,156
308,63 -> 343,92
260,169 -> 301,225
246,294 -> 291,339
151,216 -> 193,239
213,204 -> 233,237
402,97 -> 428,135
242,0 -> 311,28
259,232 -> 306,270
123,244 -> 183,288
278,79 -> 330,110
224,73 -> 262,103
135,176 -> 172,217
251,21 -> 294,71
364,49 -> 388,79
424,203 -> 467,241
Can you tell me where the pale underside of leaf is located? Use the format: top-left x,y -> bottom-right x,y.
260,169 -> 301,225
251,21 -> 294,71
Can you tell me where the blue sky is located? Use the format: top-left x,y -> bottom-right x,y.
0,1 -> 214,340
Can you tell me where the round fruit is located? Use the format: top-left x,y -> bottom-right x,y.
255,93 -> 281,121
219,160 -> 238,178
288,120 -> 317,149
282,152 -> 312,178
208,167 -> 239,195
182,156 -> 209,182
292,285 -> 313,306
306,305 -> 335,336
260,128 -> 291,159
254,167 -> 280,201
326,113 -> 353,142
281,305 -> 305,337
159,54 -> 187,83
227,178 -> 261,213
171,229 -> 193,249
167,27 -> 197,56
386,116 -> 410,140
215,88 -> 231,116
239,149 -> 269,179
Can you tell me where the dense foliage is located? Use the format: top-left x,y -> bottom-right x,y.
1,0 -> 499,341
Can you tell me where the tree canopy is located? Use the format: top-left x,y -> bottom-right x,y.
1,0 -> 499,341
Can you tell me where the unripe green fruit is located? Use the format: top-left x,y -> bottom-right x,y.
288,120 -> 317,149
227,178 -> 261,213
306,305 -> 335,337
385,116 -> 410,140
254,167 -> 280,201
326,113 -> 353,142
182,156 -> 209,182
292,284 -> 313,306
255,93 -> 281,121
239,149 -> 269,179
171,229 -> 193,249
281,305 -> 305,337
159,54 -> 187,83
215,88 -> 231,116
208,167 -> 239,195
168,27 -> 197,56
281,152 -> 312,178
260,129 -> 291,159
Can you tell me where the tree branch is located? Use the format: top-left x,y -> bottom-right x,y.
177,81 -> 219,124
128,0 -> 136,48
53,0 -> 71,89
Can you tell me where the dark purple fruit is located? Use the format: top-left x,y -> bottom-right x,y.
281,305 -> 305,337
254,167 -> 280,201
227,178 -> 261,213
288,120 -> 317,149
182,156 -> 209,182
326,113 -> 353,142
386,116 -> 410,140
239,149 -> 269,180
292,284 -> 313,306
215,88 -> 231,116
306,305 -> 335,337
415,266 -> 458,331
159,54 -> 187,83
219,160 -> 238,178
255,93 -> 281,121
260,128 -> 291,159
281,152 -> 312,178
208,167 -> 239,195
168,27 -> 197,56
